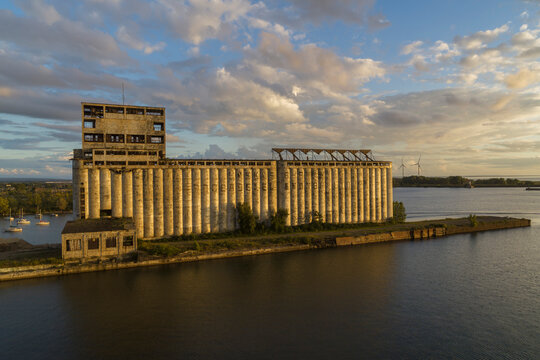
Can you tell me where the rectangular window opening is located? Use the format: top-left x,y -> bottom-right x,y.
153,122 -> 164,131
84,120 -> 95,128
106,237 -> 117,248
88,238 -> 99,250
123,236 -> 134,247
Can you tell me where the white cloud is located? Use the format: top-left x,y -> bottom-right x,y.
116,25 -> 166,54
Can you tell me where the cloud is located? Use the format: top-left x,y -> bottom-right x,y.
116,25 -> 166,54
401,40 -> 423,55
504,68 -> 540,89
454,24 -> 509,50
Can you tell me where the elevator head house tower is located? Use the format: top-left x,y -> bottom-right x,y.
71,102 -> 393,247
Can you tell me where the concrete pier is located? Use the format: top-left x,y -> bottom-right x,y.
164,168 -> 174,236
143,168 -> 154,238
183,168 -> 192,234
88,168 -> 100,219
192,168 -> 201,234
111,171 -> 122,218
133,169 -> 144,236
173,168 -> 183,236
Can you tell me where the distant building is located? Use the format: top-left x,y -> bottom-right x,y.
61,218 -> 137,259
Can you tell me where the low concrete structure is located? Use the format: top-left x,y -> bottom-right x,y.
61,218 -> 137,259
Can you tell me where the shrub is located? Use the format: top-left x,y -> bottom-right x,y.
237,202 -> 257,234
270,208 -> 289,233
392,201 -> 407,224
468,214 -> 478,227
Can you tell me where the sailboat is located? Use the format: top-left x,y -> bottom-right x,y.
5,218 -> 22,232
36,210 -> 50,226
4,208 -> 14,221
16,209 -> 30,225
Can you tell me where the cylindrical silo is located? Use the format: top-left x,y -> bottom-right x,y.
153,168 -> 164,237
324,167 -> 332,223
201,167 -> 211,233
381,167 -> 387,220
278,162 -> 290,226
211,168 -> 219,232
305,167 -> 312,223
219,168 -> 227,231
364,167 -> 370,222
252,168 -> 260,220
318,167 -> 325,223
338,167 -> 345,223
312,168 -> 319,221
173,168 -> 183,236
111,171 -> 122,218
290,167 -> 298,226
297,167 -> 304,224
183,168 -> 192,234
260,168 -> 268,222
122,171 -> 133,218
376,167 -> 382,222
332,167 -> 339,224
88,168 -> 100,219
227,168 -> 236,230
100,168 -> 111,211
370,167 -> 376,222
345,167 -> 351,223
81,167 -> 89,219
144,168 -> 154,238
387,166 -> 393,218
192,168 -> 201,234
351,167 -> 358,223
164,168 -> 174,236
133,169 -> 144,236
269,164 -> 277,216
358,168 -> 364,223
244,168 -> 252,211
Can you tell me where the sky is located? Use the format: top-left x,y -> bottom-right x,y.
1,0 -> 540,178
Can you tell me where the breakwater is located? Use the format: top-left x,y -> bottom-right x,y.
0,216 -> 530,282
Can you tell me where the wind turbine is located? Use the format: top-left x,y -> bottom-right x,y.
413,154 -> 422,175
399,158 -> 406,177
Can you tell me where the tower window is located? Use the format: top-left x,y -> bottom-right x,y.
153,122 -> 164,131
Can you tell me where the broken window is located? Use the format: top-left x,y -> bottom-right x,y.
146,108 -> 163,116
153,122 -> 164,131
66,239 -> 81,251
84,133 -> 104,142
106,134 -> 124,143
87,238 -> 99,250
126,107 -> 144,115
105,237 -> 117,248
148,136 -> 163,144
127,135 -> 145,143
83,105 -> 104,118
106,106 -> 124,114
84,120 -> 95,128
123,236 -> 134,247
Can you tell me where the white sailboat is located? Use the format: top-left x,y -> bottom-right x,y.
16,209 -> 30,225
36,211 -> 50,226
5,218 -> 22,232
4,208 -> 14,221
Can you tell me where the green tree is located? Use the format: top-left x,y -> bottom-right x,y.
270,208 -> 289,233
392,201 -> 407,224
56,196 -> 68,211
236,202 -> 257,234
0,196 -> 9,215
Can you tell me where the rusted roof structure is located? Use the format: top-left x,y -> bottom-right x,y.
271,148 -> 374,162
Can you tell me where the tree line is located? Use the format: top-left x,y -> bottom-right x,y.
393,176 -> 540,187
0,182 -> 72,215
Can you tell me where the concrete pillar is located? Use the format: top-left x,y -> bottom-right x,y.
153,168 -> 164,237
269,164 -> 277,216
227,168 -> 236,230
235,168 -> 244,226
387,166 -> 393,218
297,168 -> 304,224
81,167 -> 89,219
358,168 -> 364,223
318,168 -> 325,223
100,168 -> 111,211
143,168 -> 154,238
192,168 -> 201,234
278,163 -> 290,226
122,171 -> 133,218
351,168 -> 358,223
252,168 -> 260,220
211,168 -> 219,232
219,168 -> 227,231
324,168 -> 332,223
261,168 -> 269,222
312,168 -> 319,221
111,171 -> 122,218
370,167 -> 376,222
183,168 -> 192,234
173,168 -> 183,236
332,167 -> 339,224
381,167 -> 387,220
133,169 -> 144,236
364,167 -> 370,222
88,168 -> 100,219
201,168 -> 211,233
305,168 -> 312,223
290,167 -> 298,226
338,167 -> 345,223
164,168 -> 174,236
244,169 -> 252,210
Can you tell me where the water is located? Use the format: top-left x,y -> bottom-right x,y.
0,214 -> 73,245
1,188 -> 539,359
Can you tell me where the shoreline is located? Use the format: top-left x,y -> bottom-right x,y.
0,216 -> 531,282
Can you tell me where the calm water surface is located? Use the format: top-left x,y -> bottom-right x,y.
1,188 -> 539,359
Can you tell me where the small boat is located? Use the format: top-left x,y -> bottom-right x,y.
5,219 -> 22,232
36,211 -> 50,226
16,209 -> 31,225
4,208 -> 14,221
